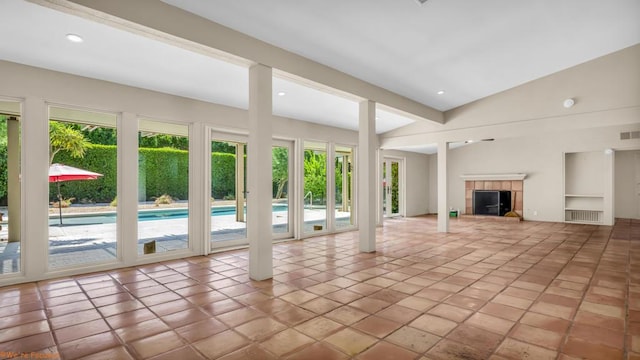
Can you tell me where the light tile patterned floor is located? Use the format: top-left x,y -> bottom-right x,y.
0,216 -> 638,359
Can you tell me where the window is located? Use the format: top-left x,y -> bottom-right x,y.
48,106 -> 118,268
0,104 -> 21,275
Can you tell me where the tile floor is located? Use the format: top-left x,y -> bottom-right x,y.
0,216 -> 638,359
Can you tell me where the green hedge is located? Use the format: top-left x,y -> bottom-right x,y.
0,145 -> 7,200
45,145 -> 238,203
211,152 -> 236,199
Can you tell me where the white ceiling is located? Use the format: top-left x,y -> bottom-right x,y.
1,0 -> 639,140
162,0 -> 640,112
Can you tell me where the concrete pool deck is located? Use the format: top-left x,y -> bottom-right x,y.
0,207 -> 353,272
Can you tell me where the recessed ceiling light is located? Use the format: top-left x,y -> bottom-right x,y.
437,90 -> 445,95
277,91 -> 286,96
65,34 -> 83,43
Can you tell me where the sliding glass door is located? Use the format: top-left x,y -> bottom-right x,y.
303,141 -> 328,234
272,141 -> 293,239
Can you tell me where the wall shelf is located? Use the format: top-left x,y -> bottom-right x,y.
564,194 -> 603,198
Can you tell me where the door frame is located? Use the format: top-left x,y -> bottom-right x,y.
209,130 -> 250,251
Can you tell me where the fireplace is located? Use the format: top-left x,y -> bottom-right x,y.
461,174 -> 525,217
473,190 -> 511,216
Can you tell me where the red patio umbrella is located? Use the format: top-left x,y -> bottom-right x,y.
49,163 -> 103,225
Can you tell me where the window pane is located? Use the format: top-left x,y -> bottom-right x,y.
0,108 -> 21,275
138,119 -> 189,255
304,141 -> 327,233
48,107 -> 117,268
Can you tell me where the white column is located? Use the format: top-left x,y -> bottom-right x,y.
189,122 -> 206,256
248,64 -> 273,280
437,141 -> 449,232
119,112 -> 138,264
358,100 -> 377,252
22,98 -> 49,277
603,149 -> 615,226
377,150 -> 384,226
7,117 -> 20,242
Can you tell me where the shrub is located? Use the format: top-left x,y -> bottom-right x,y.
153,194 -> 174,206
51,197 -> 75,208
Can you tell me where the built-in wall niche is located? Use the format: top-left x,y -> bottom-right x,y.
564,151 -> 614,225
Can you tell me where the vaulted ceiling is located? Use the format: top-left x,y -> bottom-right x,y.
1,0 -> 639,136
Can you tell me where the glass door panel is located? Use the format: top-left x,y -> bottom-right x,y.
211,136 -> 248,249
138,119 -> 189,255
303,141 -> 327,234
335,145 -> 354,230
383,158 -> 401,217
272,142 -> 293,238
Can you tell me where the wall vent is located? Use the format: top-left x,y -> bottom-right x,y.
620,131 -> 640,140
566,210 -> 602,223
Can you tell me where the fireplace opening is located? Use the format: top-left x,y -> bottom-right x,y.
473,190 -> 511,216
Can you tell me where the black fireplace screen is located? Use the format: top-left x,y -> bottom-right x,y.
473,190 -> 511,216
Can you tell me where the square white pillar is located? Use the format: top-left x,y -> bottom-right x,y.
603,149 -> 615,226
248,64 -> 273,280
119,112 -> 138,264
437,141 -> 449,233
358,100 -> 377,252
22,97 -> 49,277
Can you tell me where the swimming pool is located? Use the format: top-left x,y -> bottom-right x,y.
48,204 -> 288,226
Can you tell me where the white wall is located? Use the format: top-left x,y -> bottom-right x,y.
615,150 -> 640,219
436,125 -> 638,222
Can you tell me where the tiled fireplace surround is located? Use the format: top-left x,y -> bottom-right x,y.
465,180 -> 523,217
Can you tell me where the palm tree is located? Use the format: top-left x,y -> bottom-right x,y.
49,121 -> 90,165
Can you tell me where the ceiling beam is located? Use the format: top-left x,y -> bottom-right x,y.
31,0 -> 443,124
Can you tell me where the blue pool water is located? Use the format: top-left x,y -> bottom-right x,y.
49,204 -> 288,226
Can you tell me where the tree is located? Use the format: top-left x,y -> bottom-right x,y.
49,121 -> 90,165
